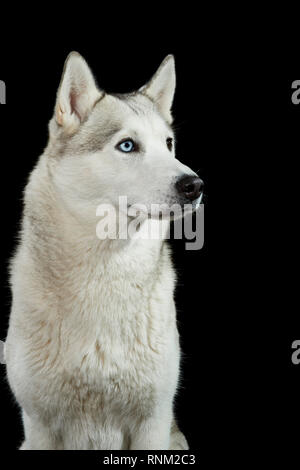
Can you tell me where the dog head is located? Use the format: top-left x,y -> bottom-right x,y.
47,52 -> 203,222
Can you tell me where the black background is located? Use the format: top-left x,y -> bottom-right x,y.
0,34 -> 210,451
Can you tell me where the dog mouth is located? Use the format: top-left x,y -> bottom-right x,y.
125,193 -> 204,221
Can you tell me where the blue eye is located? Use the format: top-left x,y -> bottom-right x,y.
117,139 -> 135,153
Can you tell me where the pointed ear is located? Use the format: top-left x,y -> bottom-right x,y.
55,52 -> 102,134
140,55 -> 176,123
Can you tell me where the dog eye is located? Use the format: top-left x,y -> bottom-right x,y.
117,139 -> 135,153
166,137 -> 173,151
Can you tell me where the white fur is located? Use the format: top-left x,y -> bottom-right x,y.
5,53 -> 194,450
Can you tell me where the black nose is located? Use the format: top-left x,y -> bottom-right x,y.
176,175 -> 204,201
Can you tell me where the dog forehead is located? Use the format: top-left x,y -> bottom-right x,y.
122,113 -> 169,139
112,94 -> 172,136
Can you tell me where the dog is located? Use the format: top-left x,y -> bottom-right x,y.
5,52 -> 204,450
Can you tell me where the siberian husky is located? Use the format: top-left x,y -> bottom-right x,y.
5,52 -> 204,450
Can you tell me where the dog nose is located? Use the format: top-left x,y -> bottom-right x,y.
176,175 -> 204,201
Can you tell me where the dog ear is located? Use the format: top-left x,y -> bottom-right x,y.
140,55 -> 176,123
55,52 -> 102,134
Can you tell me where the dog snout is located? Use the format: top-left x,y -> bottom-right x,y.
176,175 -> 204,201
